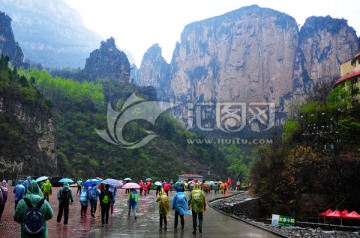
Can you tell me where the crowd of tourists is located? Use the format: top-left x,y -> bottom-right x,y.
0,176 -> 239,237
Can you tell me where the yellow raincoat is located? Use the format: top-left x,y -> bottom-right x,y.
188,183 -> 206,213
156,189 -> 170,216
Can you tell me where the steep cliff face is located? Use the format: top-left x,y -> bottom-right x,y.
0,11 -> 23,66
299,16 -> 358,84
137,5 -> 359,130
84,38 -> 131,82
169,5 -> 298,105
136,44 -> 170,99
0,97 -> 57,179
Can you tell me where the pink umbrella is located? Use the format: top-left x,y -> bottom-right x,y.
122,182 -> 140,189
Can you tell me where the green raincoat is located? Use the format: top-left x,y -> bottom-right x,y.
13,180 -> 53,238
156,189 -> 170,216
188,183 -> 206,213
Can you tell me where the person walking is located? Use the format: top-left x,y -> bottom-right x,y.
142,182 -> 148,196
128,188 -> 138,219
13,180 -> 53,237
171,187 -> 189,230
13,180 -> 26,209
109,185 -> 117,215
0,180 -> 9,222
163,181 -> 170,197
89,184 -> 101,218
42,179 -> 52,202
56,182 -> 74,225
99,184 -> 113,227
79,185 -> 89,218
188,183 -> 206,234
139,180 -> 144,196
23,176 -> 31,195
156,188 -> 170,230
76,178 -> 82,195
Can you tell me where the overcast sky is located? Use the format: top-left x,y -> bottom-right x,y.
65,0 -> 360,66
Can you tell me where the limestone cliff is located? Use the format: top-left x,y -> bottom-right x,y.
0,97 -> 57,179
0,11 -> 23,66
137,5 -> 359,131
84,37 -> 131,82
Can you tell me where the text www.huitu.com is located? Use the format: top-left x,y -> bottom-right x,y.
187,138 -> 273,145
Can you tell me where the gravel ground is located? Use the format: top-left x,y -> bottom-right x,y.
209,192 -> 360,238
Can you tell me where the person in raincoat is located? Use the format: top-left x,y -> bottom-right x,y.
109,185 -> 117,215
171,187 -> 189,229
143,183 -> 148,196
23,176 -> 31,195
42,179 -> 52,202
156,188 -> 170,230
0,180 -> 9,221
13,180 -> 53,238
188,183 -> 206,234
76,178 -> 83,195
13,180 -> 26,209
79,185 -> 89,218
89,183 -> 101,218
99,184 -> 114,227
139,180 -> 144,196
56,182 -> 74,225
128,188 -> 138,219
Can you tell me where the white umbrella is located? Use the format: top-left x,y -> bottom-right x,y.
35,176 -> 48,183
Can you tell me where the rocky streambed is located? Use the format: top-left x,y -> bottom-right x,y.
209,192 -> 360,238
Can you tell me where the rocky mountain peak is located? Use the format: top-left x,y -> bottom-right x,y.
83,37 -> 131,82
0,11 -> 24,66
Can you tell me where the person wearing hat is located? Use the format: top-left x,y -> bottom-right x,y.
171,187 -> 189,229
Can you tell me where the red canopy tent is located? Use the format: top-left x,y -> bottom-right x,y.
341,210 -> 349,216
318,209 -> 333,217
344,211 -> 360,220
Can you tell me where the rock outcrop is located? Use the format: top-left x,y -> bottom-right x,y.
0,97 -> 57,179
137,5 -> 359,131
0,12 -> 24,66
136,44 -> 170,99
84,37 -> 131,82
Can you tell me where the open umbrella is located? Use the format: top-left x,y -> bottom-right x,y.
145,178 -> 152,181
124,178 -> 132,181
59,178 -> 74,183
154,181 -> 162,186
175,181 -> 183,187
83,178 -> 101,187
102,178 -> 123,187
122,182 -> 140,189
35,176 -> 48,183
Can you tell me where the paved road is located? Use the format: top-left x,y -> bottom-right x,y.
88,189 -> 280,238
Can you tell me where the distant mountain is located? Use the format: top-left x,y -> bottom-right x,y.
0,0 -> 102,69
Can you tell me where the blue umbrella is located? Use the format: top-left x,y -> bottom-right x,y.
59,178 -> 74,183
145,178 -> 152,181
83,178 -> 101,187
102,178 -> 123,187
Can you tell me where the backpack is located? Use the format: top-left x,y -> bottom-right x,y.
60,187 -> 70,202
102,193 -> 109,204
129,191 -> 137,203
89,189 -> 97,201
23,197 -> 45,237
80,190 -> 88,202
192,190 -> 203,205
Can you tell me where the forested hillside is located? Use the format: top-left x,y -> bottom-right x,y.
14,68 -> 229,181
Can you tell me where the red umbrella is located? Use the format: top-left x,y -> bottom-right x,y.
319,209 -> 333,217
344,211 -> 360,220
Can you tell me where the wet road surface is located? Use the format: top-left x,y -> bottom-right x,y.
88,189 -> 280,238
